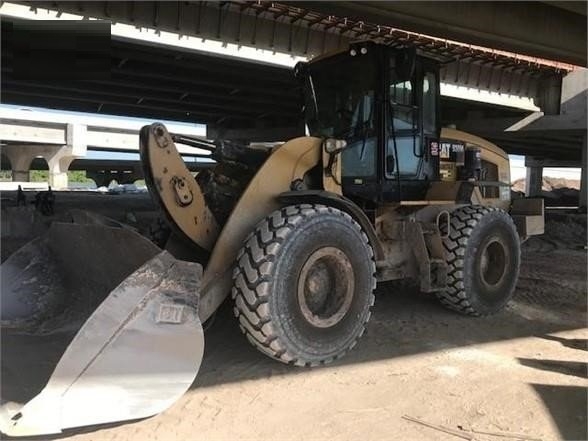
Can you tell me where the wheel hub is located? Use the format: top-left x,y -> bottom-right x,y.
297,247 -> 354,328
480,237 -> 507,288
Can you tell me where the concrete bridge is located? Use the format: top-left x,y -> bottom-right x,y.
0,1 -> 585,203
0,106 -> 210,188
1,1 -> 579,137
0,157 -> 213,187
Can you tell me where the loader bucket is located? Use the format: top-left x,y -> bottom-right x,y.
0,217 -> 205,437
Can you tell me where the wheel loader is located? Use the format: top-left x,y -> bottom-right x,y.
0,41 -> 544,436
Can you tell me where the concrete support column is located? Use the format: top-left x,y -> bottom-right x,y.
580,134 -> 587,210
538,75 -> 562,115
46,153 -> 75,189
2,145 -> 40,182
3,139 -> 86,188
525,160 -> 543,197
12,170 -> 31,182
45,124 -> 87,189
40,124 -> 87,189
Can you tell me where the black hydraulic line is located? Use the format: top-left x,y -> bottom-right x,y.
171,134 -> 217,152
171,134 -> 269,167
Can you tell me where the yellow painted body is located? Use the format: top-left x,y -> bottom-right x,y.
421,128 -> 513,210
141,124 -> 219,250
441,127 -> 511,185
146,125 -> 513,320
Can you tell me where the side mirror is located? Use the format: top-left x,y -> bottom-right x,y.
386,154 -> 395,173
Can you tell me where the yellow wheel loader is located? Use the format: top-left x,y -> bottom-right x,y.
0,42 -> 544,436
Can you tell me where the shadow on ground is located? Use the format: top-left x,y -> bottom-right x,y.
2,246 -> 586,401
532,384 -> 587,441
518,358 -> 587,379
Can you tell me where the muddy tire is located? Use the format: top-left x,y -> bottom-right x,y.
232,204 -> 376,366
436,205 -> 521,316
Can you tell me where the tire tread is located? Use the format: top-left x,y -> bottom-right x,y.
231,204 -> 376,367
436,205 -> 518,316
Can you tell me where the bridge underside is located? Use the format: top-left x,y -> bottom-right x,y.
4,1 -> 577,112
15,0 -> 587,66
285,1 -> 587,66
1,32 -> 579,160
0,1 -> 585,195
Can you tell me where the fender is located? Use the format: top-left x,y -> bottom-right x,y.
277,190 -> 385,262
198,136 -> 323,321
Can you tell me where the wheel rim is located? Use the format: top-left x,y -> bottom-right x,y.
297,247 -> 355,328
479,237 -> 508,288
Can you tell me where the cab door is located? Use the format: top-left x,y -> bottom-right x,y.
385,57 -> 420,180
383,54 -> 440,201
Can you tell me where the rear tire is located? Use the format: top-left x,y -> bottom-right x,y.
436,205 -> 521,316
232,204 -> 376,366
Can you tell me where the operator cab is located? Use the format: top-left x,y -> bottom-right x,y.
296,42 -> 441,204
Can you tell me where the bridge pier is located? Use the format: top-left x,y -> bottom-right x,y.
3,145 -> 39,182
525,159 -> 543,197
44,147 -> 77,189
3,144 -> 85,189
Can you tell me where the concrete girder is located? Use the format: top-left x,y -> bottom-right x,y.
286,1 -> 587,66
22,1 -> 586,66
440,60 -> 547,107
0,106 -> 208,155
525,157 -> 583,168
457,113 -> 587,137
23,1 -> 345,59
452,68 -> 586,161
12,1 -> 573,108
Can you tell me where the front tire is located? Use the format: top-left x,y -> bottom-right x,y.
232,204 -> 376,366
436,205 -> 521,316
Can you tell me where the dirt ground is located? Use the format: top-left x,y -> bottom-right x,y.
1,192 -> 586,441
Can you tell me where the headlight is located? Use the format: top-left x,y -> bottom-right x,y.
324,138 -> 347,153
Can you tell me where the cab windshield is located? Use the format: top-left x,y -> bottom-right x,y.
302,53 -> 378,177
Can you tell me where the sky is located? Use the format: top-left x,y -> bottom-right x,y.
0,2 -> 580,182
